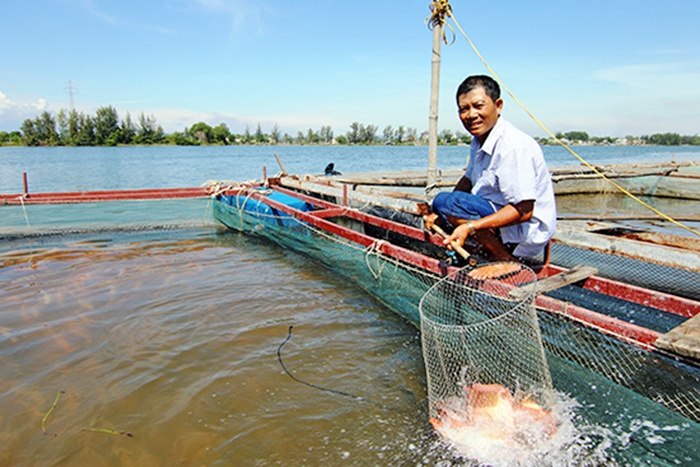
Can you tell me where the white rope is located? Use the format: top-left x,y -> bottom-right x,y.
18,195 -> 31,231
364,239 -> 387,279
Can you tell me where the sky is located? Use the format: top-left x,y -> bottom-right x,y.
1,0 -> 700,138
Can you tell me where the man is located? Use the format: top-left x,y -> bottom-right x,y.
425,75 -> 556,262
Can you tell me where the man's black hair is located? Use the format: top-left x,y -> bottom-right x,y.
456,75 -> 501,102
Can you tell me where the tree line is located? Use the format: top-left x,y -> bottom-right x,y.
547,130 -> 700,146
1,107 -> 698,147
0,106 -> 470,147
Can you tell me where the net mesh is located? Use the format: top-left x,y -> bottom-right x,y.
549,241 -> 700,302
418,263 -> 554,423
1,192 -> 698,428
0,198 -> 216,241
213,193 -> 700,425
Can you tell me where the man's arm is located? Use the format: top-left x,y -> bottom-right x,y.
454,176 -> 473,193
444,200 -> 534,248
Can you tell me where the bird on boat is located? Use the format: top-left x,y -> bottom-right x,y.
325,163 -> 341,176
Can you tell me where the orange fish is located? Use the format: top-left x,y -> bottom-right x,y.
430,383 -> 557,445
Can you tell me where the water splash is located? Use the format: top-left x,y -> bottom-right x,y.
430,391 -> 616,466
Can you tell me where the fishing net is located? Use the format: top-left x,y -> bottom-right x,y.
213,191 -> 437,320
418,264 -> 556,445
2,187 -> 699,462
213,191 -> 700,426
0,198 -> 216,243
549,240 -> 700,302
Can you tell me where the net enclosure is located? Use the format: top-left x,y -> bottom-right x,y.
2,185 -> 699,463
419,264 -> 557,449
211,188 -> 699,418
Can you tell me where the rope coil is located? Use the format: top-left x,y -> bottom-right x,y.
426,0 -> 455,45
427,0 -> 451,27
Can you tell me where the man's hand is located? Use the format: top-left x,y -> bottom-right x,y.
444,222 -> 473,250
423,213 -> 439,231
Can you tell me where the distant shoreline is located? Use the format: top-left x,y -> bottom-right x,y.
1,141 -> 698,148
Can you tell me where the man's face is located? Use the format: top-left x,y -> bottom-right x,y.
457,86 -> 503,142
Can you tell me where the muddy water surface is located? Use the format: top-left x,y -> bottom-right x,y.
1,230 -> 437,465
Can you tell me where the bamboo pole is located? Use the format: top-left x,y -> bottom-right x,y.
426,11 -> 443,199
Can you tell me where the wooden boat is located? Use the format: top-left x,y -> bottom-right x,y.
210,173 -> 700,424
315,160 -> 700,200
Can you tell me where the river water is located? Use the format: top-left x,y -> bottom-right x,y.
1,145 -> 699,465
2,144 -> 700,193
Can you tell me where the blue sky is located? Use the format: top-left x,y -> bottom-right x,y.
1,0 -> 699,138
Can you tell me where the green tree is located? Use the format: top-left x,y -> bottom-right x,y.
681,134 -> 700,145
319,125 -> 333,143
360,124 -> 378,144
395,126 -> 405,144
456,131 -> 472,145
347,122 -> 362,144
173,128 -> 199,145
269,124 -> 281,144
564,131 -> 589,142
211,123 -> 231,144
57,109 -> 70,144
439,129 -> 456,145
136,112 -> 164,144
643,132 -> 682,145
383,125 -> 394,143
190,122 -> 213,144
20,118 -> 38,146
0,130 -> 21,145
38,111 -> 59,145
77,114 -> 95,146
20,111 -> 59,146
121,112 -> 136,144
254,123 -> 268,143
69,110 -> 85,145
407,127 -> 418,144
306,128 -> 320,144
94,106 -> 121,146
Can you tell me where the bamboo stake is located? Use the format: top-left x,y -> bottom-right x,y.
274,152 -> 287,175
426,8 -> 443,198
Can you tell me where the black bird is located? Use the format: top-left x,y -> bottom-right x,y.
325,163 -> 341,176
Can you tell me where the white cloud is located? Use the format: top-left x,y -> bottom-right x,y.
0,91 -> 49,130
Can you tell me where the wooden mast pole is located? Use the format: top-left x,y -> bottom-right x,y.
426,2 -> 448,199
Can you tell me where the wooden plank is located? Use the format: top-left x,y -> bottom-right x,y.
545,264 -> 700,319
276,176 -> 424,213
554,224 -> 700,273
509,265 -> 598,301
655,313 -> 700,360
559,213 -> 700,222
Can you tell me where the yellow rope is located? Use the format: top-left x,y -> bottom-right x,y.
426,1 -> 455,45
446,9 -> 700,238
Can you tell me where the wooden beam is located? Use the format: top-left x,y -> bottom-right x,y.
656,313 -> 700,360
509,265 -> 598,301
